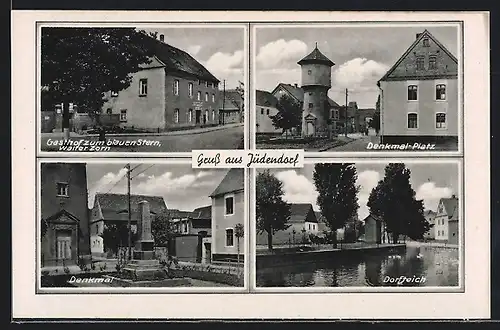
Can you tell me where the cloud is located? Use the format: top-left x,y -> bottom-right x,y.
275,170 -> 319,211
88,167 -> 128,206
134,170 -> 213,196
204,50 -> 244,75
256,39 -> 308,70
356,170 -> 381,221
416,182 -> 453,211
333,58 -> 389,90
187,45 -> 202,56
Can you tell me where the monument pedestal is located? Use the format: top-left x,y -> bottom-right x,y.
121,259 -> 166,281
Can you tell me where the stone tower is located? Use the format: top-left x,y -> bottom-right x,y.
298,44 -> 335,137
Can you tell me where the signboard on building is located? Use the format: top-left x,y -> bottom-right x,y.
192,101 -> 203,110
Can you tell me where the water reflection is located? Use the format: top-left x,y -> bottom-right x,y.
256,246 -> 459,287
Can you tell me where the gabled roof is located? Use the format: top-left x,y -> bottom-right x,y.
289,203 -> 318,223
449,205 -> 459,222
272,83 -> 340,108
439,196 -> 459,219
210,169 -> 244,198
95,193 -> 168,221
44,209 -> 80,224
298,45 -> 335,66
363,213 -> 383,223
168,209 -> 191,219
143,34 -> 219,82
378,29 -> 458,83
190,205 -> 211,220
256,90 -> 279,108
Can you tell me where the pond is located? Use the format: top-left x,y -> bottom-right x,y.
256,245 -> 459,287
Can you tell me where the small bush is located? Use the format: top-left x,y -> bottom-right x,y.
63,266 -> 70,274
41,270 -> 50,276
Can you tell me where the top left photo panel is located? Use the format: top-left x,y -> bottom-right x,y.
38,24 -> 247,156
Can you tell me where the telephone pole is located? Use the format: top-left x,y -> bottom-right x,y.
222,79 -> 226,125
126,164 -> 132,261
345,88 -> 348,137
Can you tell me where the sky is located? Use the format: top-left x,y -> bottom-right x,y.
258,162 -> 459,221
255,24 -> 459,108
143,27 -> 245,90
86,163 -> 230,212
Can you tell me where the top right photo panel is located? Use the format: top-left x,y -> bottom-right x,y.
253,23 -> 462,154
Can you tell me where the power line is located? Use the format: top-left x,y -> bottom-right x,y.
102,165 -> 129,194
130,164 -> 155,180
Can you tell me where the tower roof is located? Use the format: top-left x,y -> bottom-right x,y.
298,44 -> 335,66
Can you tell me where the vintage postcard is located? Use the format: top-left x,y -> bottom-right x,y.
12,10 -> 489,320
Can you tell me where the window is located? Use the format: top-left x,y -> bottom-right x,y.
120,109 -> 127,122
199,80 -> 203,85
423,38 -> 430,47
174,109 -> 179,123
197,91 -> 201,101
111,90 -> 118,97
308,70 -> 312,75
188,109 -> 193,122
139,79 -> 148,96
416,56 -> 425,70
309,92 -> 313,96
407,113 -> 418,129
436,113 -> 446,129
188,83 -> 193,97
225,228 -> 234,246
408,85 -> 418,101
308,103 -> 313,109
266,109 -> 270,115
225,195 -> 234,215
429,56 -> 437,70
57,182 -> 69,197
260,108 -> 264,115
212,110 -> 215,122
436,84 -> 446,100
205,92 -> 209,102
205,81 -> 209,88
106,108 -> 112,115
212,94 -> 215,103
437,231 -> 440,237
173,80 -> 179,96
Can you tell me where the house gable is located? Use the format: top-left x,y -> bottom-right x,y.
379,30 -> 458,82
45,209 -> 80,225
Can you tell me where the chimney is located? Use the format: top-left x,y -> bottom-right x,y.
138,200 -> 152,241
416,33 -> 422,40
452,194 -> 456,199
159,34 -> 164,42
294,83 -> 298,88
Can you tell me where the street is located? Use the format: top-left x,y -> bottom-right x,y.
326,134 -> 379,151
40,124 -> 244,153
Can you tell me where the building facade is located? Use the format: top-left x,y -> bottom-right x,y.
101,33 -> 221,132
378,30 -> 459,144
170,206 -> 212,237
220,89 -> 243,125
434,195 -> 459,242
40,163 -> 91,266
209,168 -> 245,262
298,45 -> 335,138
423,210 -> 436,240
255,90 -> 280,134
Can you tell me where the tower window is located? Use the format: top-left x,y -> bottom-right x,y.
308,103 -> 313,109
307,70 -> 312,75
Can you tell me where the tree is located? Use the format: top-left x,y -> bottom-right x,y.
151,213 -> 174,247
370,95 -> 381,135
367,163 -> 430,244
256,170 -> 291,251
41,27 -> 155,138
270,94 -> 302,139
234,223 -> 244,276
235,81 -> 245,123
313,163 -> 360,248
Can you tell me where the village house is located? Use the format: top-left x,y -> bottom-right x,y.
256,203 -> 319,246
363,214 -> 383,244
219,89 -> 243,125
89,193 -> 168,255
208,168 -> 245,263
170,206 -> 212,237
40,163 -> 91,266
423,209 -> 436,240
434,195 -> 459,243
377,30 -> 458,145
255,90 -> 280,135
271,81 -> 341,136
100,33 -> 221,132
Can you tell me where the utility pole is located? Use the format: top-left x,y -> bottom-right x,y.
126,164 -> 132,261
345,88 -> 348,137
222,80 -> 226,125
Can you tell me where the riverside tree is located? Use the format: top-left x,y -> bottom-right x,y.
313,163 -> 360,248
256,170 -> 291,251
270,94 -> 302,138
41,27 -> 155,138
367,163 -> 431,244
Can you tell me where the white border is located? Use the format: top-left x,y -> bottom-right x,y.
36,22 -> 249,158
252,158 -> 464,293
36,158 -> 249,294
13,11 -> 489,319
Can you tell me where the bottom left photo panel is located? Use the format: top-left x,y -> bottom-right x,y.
37,159 -> 248,292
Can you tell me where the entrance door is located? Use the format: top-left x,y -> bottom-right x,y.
195,110 -> 201,124
56,234 -> 72,260
307,122 -> 315,136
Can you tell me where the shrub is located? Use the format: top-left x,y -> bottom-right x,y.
41,270 -> 50,276
63,266 -> 70,274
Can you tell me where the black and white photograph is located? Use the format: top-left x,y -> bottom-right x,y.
254,24 -> 461,152
255,161 -> 461,288
39,26 -> 246,153
39,161 -> 246,289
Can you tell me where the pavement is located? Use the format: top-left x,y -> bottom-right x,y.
324,134 -> 379,151
41,123 -> 244,152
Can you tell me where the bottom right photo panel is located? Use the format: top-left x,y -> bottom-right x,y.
254,160 -> 462,290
